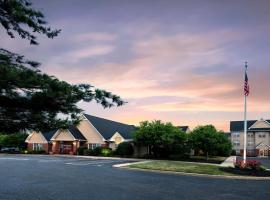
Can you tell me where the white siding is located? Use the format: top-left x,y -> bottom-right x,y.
77,119 -> 105,144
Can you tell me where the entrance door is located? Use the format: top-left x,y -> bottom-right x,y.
259,149 -> 266,157
63,144 -> 72,154
264,150 -> 269,157
60,142 -> 64,154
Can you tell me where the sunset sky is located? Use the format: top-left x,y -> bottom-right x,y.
1,0 -> 270,131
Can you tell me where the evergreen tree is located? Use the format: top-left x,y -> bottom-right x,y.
0,0 -> 124,133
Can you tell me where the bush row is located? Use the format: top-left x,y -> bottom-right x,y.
77,142 -> 134,157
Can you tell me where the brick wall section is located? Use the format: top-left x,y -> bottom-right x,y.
27,143 -> 49,153
27,143 -> 33,152
43,143 -> 49,153
52,142 -> 60,154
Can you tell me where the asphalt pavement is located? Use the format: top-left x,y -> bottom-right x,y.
0,155 -> 269,200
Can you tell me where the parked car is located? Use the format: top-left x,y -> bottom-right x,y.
0,147 -> 20,154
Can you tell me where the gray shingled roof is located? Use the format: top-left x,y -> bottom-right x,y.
179,126 -> 189,132
84,114 -> 136,140
68,126 -> 86,140
42,127 -> 86,141
42,130 -> 57,141
230,120 -> 270,132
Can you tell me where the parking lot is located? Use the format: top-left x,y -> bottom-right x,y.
0,155 -> 270,200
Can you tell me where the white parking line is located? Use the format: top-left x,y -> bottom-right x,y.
38,159 -> 63,162
65,160 -> 116,166
0,157 -> 30,161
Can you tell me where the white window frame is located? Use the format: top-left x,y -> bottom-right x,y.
32,143 -> 43,151
233,133 -> 240,138
88,143 -> 102,150
233,141 -> 240,146
247,133 -> 253,137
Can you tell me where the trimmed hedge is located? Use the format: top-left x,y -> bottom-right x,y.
115,142 -> 134,157
77,146 -> 87,155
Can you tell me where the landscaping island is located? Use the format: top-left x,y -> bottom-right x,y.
128,160 -> 270,177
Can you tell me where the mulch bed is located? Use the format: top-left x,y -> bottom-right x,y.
220,167 -> 270,177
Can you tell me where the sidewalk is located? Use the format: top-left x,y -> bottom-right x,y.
220,156 -> 236,167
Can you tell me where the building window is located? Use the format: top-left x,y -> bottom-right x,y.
33,143 -> 43,151
233,141 -> 240,146
247,141 -> 254,146
233,133 -> 240,137
247,133 -> 253,137
259,133 -> 266,138
88,143 -> 101,150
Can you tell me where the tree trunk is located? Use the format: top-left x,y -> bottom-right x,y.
206,152 -> 209,161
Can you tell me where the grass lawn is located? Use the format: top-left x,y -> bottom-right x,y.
128,160 -> 270,176
128,160 -> 238,176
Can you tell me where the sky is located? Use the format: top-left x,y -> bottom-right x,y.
1,0 -> 270,131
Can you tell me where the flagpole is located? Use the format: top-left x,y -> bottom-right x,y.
243,62 -> 248,164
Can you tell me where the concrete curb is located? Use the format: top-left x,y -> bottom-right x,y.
113,160 -> 152,168
115,161 -> 270,181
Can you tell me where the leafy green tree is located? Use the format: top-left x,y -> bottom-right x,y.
0,0 -> 124,134
215,132 -> 233,156
0,133 -> 28,149
189,125 -> 232,160
133,120 -> 187,158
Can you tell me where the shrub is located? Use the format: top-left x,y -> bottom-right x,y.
235,160 -> 262,170
115,142 -> 134,157
231,149 -> 236,156
101,148 -> 112,156
0,133 -> 28,150
77,146 -> 87,155
83,149 -> 93,156
80,146 -> 112,156
27,150 -> 46,154
91,146 -> 102,156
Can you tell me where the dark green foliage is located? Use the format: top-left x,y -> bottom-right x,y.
189,125 -> 232,159
82,148 -> 92,156
77,146 -> 87,155
0,1 -> 124,134
101,147 -> 112,156
27,149 -> 46,154
81,146 -> 111,156
115,142 -> 134,157
0,51 -> 124,133
133,120 -> 187,158
91,146 -> 102,156
0,0 -> 61,45
231,149 -> 236,156
0,133 -> 28,149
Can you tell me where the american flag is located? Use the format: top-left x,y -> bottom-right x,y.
244,63 -> 249,96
